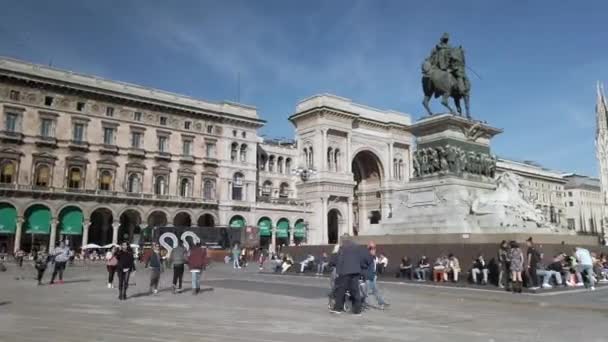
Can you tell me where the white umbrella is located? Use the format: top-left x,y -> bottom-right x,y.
102,243 -> 119,249
130,244 -> 140,249
82,243 -> 101,249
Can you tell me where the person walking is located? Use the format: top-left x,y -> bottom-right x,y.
526,237 -> 541,290
145,243 -> 163,294
509,241 -> 524,293
105,247 -> 118,288
331,237 -> 369,315
188,242 -> 208,295
232,243 -> 241,269
50,241 -> 70,285
497,240 -> 510,289
365,243 -> 389,310
116,242 -> 135,300
169,240 -> 187,294
34,247 -> 49,285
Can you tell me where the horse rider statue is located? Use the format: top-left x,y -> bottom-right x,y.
422,32 -> 471,118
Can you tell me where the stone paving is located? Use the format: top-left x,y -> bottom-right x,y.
1,262 -> 608,342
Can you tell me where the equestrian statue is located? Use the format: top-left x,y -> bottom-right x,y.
422,33 -> 471,119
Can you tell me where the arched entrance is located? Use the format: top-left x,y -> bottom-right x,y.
197,213 -> 215,227
257,217 -> 272,248
89,208 -> 113,246
327,209 -> 341,244
351,150 -> 384,235
119,210 -> 142,244
174,212 -> 192,227
58,206 -> 84,249
23,204 -> 52,252
276,218 -> 290,247
294,219 -> 306,245
147,210 -> 168,227
0,203 -> 17,253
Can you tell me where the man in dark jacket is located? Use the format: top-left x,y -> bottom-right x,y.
188,242 -> 208,295
145,243 -> 163,294
331,238 -> 369,314
169,240 -> 187,293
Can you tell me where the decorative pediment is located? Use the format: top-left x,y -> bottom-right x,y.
178,168 -> 195,175
66,155 -> 89,164
152,165 -> 171,173
126,162 -> 146,170
0,148 -> 24,158
97,159 -> 119,167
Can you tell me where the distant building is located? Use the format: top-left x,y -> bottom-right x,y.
563,174 -> 604,235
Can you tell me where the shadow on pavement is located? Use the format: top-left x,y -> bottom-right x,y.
130,287 -> 214,298
0,301 -> 11,306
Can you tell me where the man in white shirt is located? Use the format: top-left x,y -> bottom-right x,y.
574,247 -> 595,290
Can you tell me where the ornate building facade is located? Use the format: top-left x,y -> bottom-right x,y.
563,174 -> 604,234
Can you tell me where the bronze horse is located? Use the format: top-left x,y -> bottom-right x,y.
422,47 -> 471,118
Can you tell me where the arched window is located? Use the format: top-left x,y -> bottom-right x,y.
327,148 -> 333,172
154,175 -> 167,195
34,164 -> 50,187
230,142 -> 238,161
303,148 -> 308,168
279,182 -> 289,198
127,173 -> 141,193
262,180 -> 272,196
277,157 -> 284,174
232,173 -> 244,201
0,161 -> 16,184
398,159 -> 404,180
98,170 -> 113,191
180,177 -> 192,197
393,158 -> 398,179
240,144 -> 247,162
334,149 -> 340,172
259,154 -> 267,171
308,147 -> 314,168
68,167 -> 82,189
285,158 -> 292,173
203,180 -> 215,200
268,155 -> 275,172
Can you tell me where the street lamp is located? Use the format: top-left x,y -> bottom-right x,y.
292,166 -> 317,182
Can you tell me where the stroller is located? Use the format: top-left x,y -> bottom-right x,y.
327,268 -> 368,312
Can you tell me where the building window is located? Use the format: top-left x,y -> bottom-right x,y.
203,180 -> 215,200
569,201 -> 574,207
184,121 -> 191,130
34,164 -> 50,187
277,157 -> 284,174
240,144 -> 247,162
232,173 -> 243,201
568,191 -> 572,197
133,112 -> 142,121
154,175 -> 167,195
76,102 -> 85,111
73,123 -> 85,142
9,90 -> 20,101
308,147 -> 314,168
241,131 -> 246,138
160,116 -> 167,125
232,130 -> 237,137
0,161 -> 16,184
206,143 -> 216,158
231,143 -> 238,161
207,125 -> 214,134
567,218 -> 575,230
179,178 -> 192,197
279,182 -> 289,198
44,96 -> 54,106
40,118 -> 54,138
99,170 -> 113,191
158,136 -> 168,153
398,159 -> 404,180
103,127 -> 115,145
285,158 -> 292,173
182,140 -> 192,156
127,173 -> 141,193
106,107 -> 114,117
131,132 -> 143,148
68,167 -> 83,189
335,149 -> 341,172
268,155 -> 275,172
4,112 -> 19,132
262,180 -> 272,196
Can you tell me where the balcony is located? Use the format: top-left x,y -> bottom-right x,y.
256,196 -> 300,206
100,144 -> 119,155
69,140 -> 90,151
180,155 -> 195,164
35,136 -> 58,148
203,157 -> 219,167
127,148 -> 146,158
0,130 -> 24,143
155,152 -> 172,161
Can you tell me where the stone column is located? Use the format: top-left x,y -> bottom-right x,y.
289,226 -> 295,246
49,218 -> 58,251
81,220 -> 91,248
112,221 -> 120,245
271,225 -> 277,254
389,142 -> 394,180
13,217 -> 24,254
321,129 -> 327,171
346,132 -> 352,173
347,197 -> 353,236
321,197 -> 328,244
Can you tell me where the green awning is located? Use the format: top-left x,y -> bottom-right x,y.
25,205 -> 51,234
0,203 -> 17,234
258,217 -> 272,237
276,219 -> 289,238
294,220 -> 306,238
229,216 -> 245,229
59,207 -> 83,235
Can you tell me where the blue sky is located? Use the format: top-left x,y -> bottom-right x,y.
1,0 -> 607,176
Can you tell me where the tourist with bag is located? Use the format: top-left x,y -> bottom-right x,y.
34,247 -> 49,285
